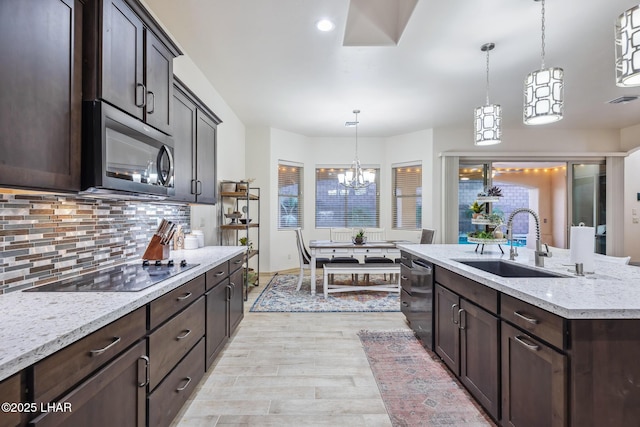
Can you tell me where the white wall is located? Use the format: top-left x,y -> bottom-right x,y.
624,149 -> 640,263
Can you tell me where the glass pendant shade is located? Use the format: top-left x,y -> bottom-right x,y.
523,67 -> 564,125
523,0 -> 564,125
474,104 -> 502,146
474,42 -> 501,146
616,5 -> 640,86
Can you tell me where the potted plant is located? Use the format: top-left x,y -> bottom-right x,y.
469,201 -> 485,219
353,229 -> 366,245
239,236 -> 253,251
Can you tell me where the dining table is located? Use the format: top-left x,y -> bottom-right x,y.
308,240 -> 407,295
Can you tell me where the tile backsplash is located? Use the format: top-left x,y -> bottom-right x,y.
0,193 -> 190,293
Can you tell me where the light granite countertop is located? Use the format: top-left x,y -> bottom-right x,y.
0,246 -> 244,383
397,243 -> 640,320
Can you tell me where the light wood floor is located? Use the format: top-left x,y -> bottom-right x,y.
172,272 -> 412,426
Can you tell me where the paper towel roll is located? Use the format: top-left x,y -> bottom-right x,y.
570,225 -> 595,273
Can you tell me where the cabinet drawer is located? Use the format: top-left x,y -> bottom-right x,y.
354,248 -> 382,254
435,266 -> 498,314
399,251 -> 413,267
148,338 -> 205,427
149,274 -> 205,330
148,296 -> 205,390
229,253 -> 244,272
400,263 -> 411,293
206,261 -> 228,291
33,306 -> 146,405
501,294 -> 566,350
0,372 -> 22,427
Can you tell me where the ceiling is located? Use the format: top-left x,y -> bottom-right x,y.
144,0 -> 640,138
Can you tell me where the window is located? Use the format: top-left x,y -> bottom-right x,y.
315,167 -> 380,228
392,163 -> 422,229
278,161 -> 303,229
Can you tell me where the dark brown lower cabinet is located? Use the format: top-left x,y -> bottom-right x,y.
206,278 -> 230,369
434,284 -> 460,373
0,372 -> 24,427
459,300 -> 499,418
29,340 -> 147,427
434,283 -> 499,420
228,267 -> 244,334
501,322 -> 567,427
148,338 -> 205,427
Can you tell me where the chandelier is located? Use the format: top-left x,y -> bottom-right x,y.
523,0 -> 564,125
474,42 -> 502,146
615,5 -> 640,86
338,109 -> 375,189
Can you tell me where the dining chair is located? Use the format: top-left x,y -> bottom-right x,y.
330,228 -> 354,242
420,228 -> 436,244
294,228 -> 330,291
363,228 -> 393,281
364,227 -> 385,242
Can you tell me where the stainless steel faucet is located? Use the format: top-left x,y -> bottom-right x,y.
506,208 -> 552,267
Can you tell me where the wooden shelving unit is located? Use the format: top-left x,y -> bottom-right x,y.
219,182 -> 260,300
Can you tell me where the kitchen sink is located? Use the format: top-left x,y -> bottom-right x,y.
455,259 -> 567,278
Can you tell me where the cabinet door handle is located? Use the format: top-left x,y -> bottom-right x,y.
402,301 -> 409,307
233,259 -> 242,265
214,271 -> 225,277
138,355 -> 150,387
176,329 -> 191,340
514,335 -> 540,351
191,179 -> 198,195
90,336 -> 121,356
451,303 -> 459,324
196,180 -> 202,195
514,311 -> 539,324
401,275 -> 409,281
135,83 -> 147,107
176,292 -> 192,301
226,284 -> 233,301
147,90 -> 155,113
176,377 -> 192,392
458,308 -> 466,330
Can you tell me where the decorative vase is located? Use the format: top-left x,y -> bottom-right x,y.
353,236 -> 365,245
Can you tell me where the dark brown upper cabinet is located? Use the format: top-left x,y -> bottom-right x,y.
171,78 -> 222,204
0,0 -> 83,192
83,0 -> 181,135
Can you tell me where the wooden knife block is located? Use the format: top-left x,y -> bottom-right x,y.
142,235 -> 170,261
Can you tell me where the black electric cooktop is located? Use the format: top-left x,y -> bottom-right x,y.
24,260 -> 199,292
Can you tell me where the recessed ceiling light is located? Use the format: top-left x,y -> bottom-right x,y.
316,19 -> 335,32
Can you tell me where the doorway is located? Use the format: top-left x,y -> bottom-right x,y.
458,160 -> 606,254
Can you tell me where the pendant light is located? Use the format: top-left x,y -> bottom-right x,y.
615,5 -> 640,86
523,0 -> 564,125
474,43 -> 502,146
338,110 -> 375,189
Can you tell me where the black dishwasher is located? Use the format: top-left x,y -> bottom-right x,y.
400,253 -> 434,350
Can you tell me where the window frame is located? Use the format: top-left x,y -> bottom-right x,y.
392,162 -> 422,230
278,160 -> 304,229
314,165 -> 380,229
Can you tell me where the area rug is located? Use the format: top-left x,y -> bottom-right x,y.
358,330 -> 496,427
250,273 -> 400,312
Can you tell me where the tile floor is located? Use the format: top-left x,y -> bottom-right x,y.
171,273 -> 413,426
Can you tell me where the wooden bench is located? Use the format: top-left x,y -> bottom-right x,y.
322,263 -> 401,299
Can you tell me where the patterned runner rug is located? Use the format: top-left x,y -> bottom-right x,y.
358,330 -> 496,427
250,273 -> 400,312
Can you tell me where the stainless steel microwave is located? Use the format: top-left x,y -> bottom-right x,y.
81,101 -> 175,199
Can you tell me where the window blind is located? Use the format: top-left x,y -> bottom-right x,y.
315,167 -> 380,228
392,164 -> 422,230
278,161 -> 303,229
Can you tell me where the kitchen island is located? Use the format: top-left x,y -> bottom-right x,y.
396,243 -> 640,427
